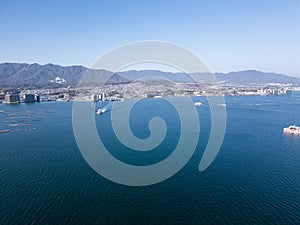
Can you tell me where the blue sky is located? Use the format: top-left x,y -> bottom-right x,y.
0,0 -> 299,76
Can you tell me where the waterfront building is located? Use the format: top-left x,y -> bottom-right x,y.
0,93 -> 5,101
4,94 -> 20,104
99,93 -> 107,101
91,94 -> 98,102
35,95 -> 41,102
23,94 -> 35,103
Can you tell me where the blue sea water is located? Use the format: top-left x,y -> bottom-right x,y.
0,93 -> 299,224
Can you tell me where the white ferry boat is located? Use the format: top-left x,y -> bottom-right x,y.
283,125 -> 300,135
96,109 -> 103,115
194,101 -> 202,106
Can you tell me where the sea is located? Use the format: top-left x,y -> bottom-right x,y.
0,93 -> 299,224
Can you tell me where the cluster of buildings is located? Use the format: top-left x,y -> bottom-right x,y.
79,83 -> 294,101
90,93 -> 108,102
50,76 -> 66,84
257,86 -> 293,95
1,93 -> 40,104
222,85 -> 293,96
0,83 -> 295,104
0,87 -> 77,104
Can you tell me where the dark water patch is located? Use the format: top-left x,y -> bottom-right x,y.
0,97 -> 299,224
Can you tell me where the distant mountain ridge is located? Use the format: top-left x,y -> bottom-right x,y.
0,63 -> 128,88
215,70 -> 300,85
0,63 -> 299,88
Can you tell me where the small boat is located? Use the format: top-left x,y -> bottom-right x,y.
283,125 -> 300,135
9,124 -> 21,127
0,129 -> 10,133
96,109 -> 104,115
16,129 -> 27,132
194,101 -> 202,106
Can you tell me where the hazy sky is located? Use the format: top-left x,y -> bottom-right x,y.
0,0 -> 299,76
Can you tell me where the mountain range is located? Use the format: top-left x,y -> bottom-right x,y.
0,63 -> 299,88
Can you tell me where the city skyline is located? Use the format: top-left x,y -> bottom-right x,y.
0,0 -> 299,76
